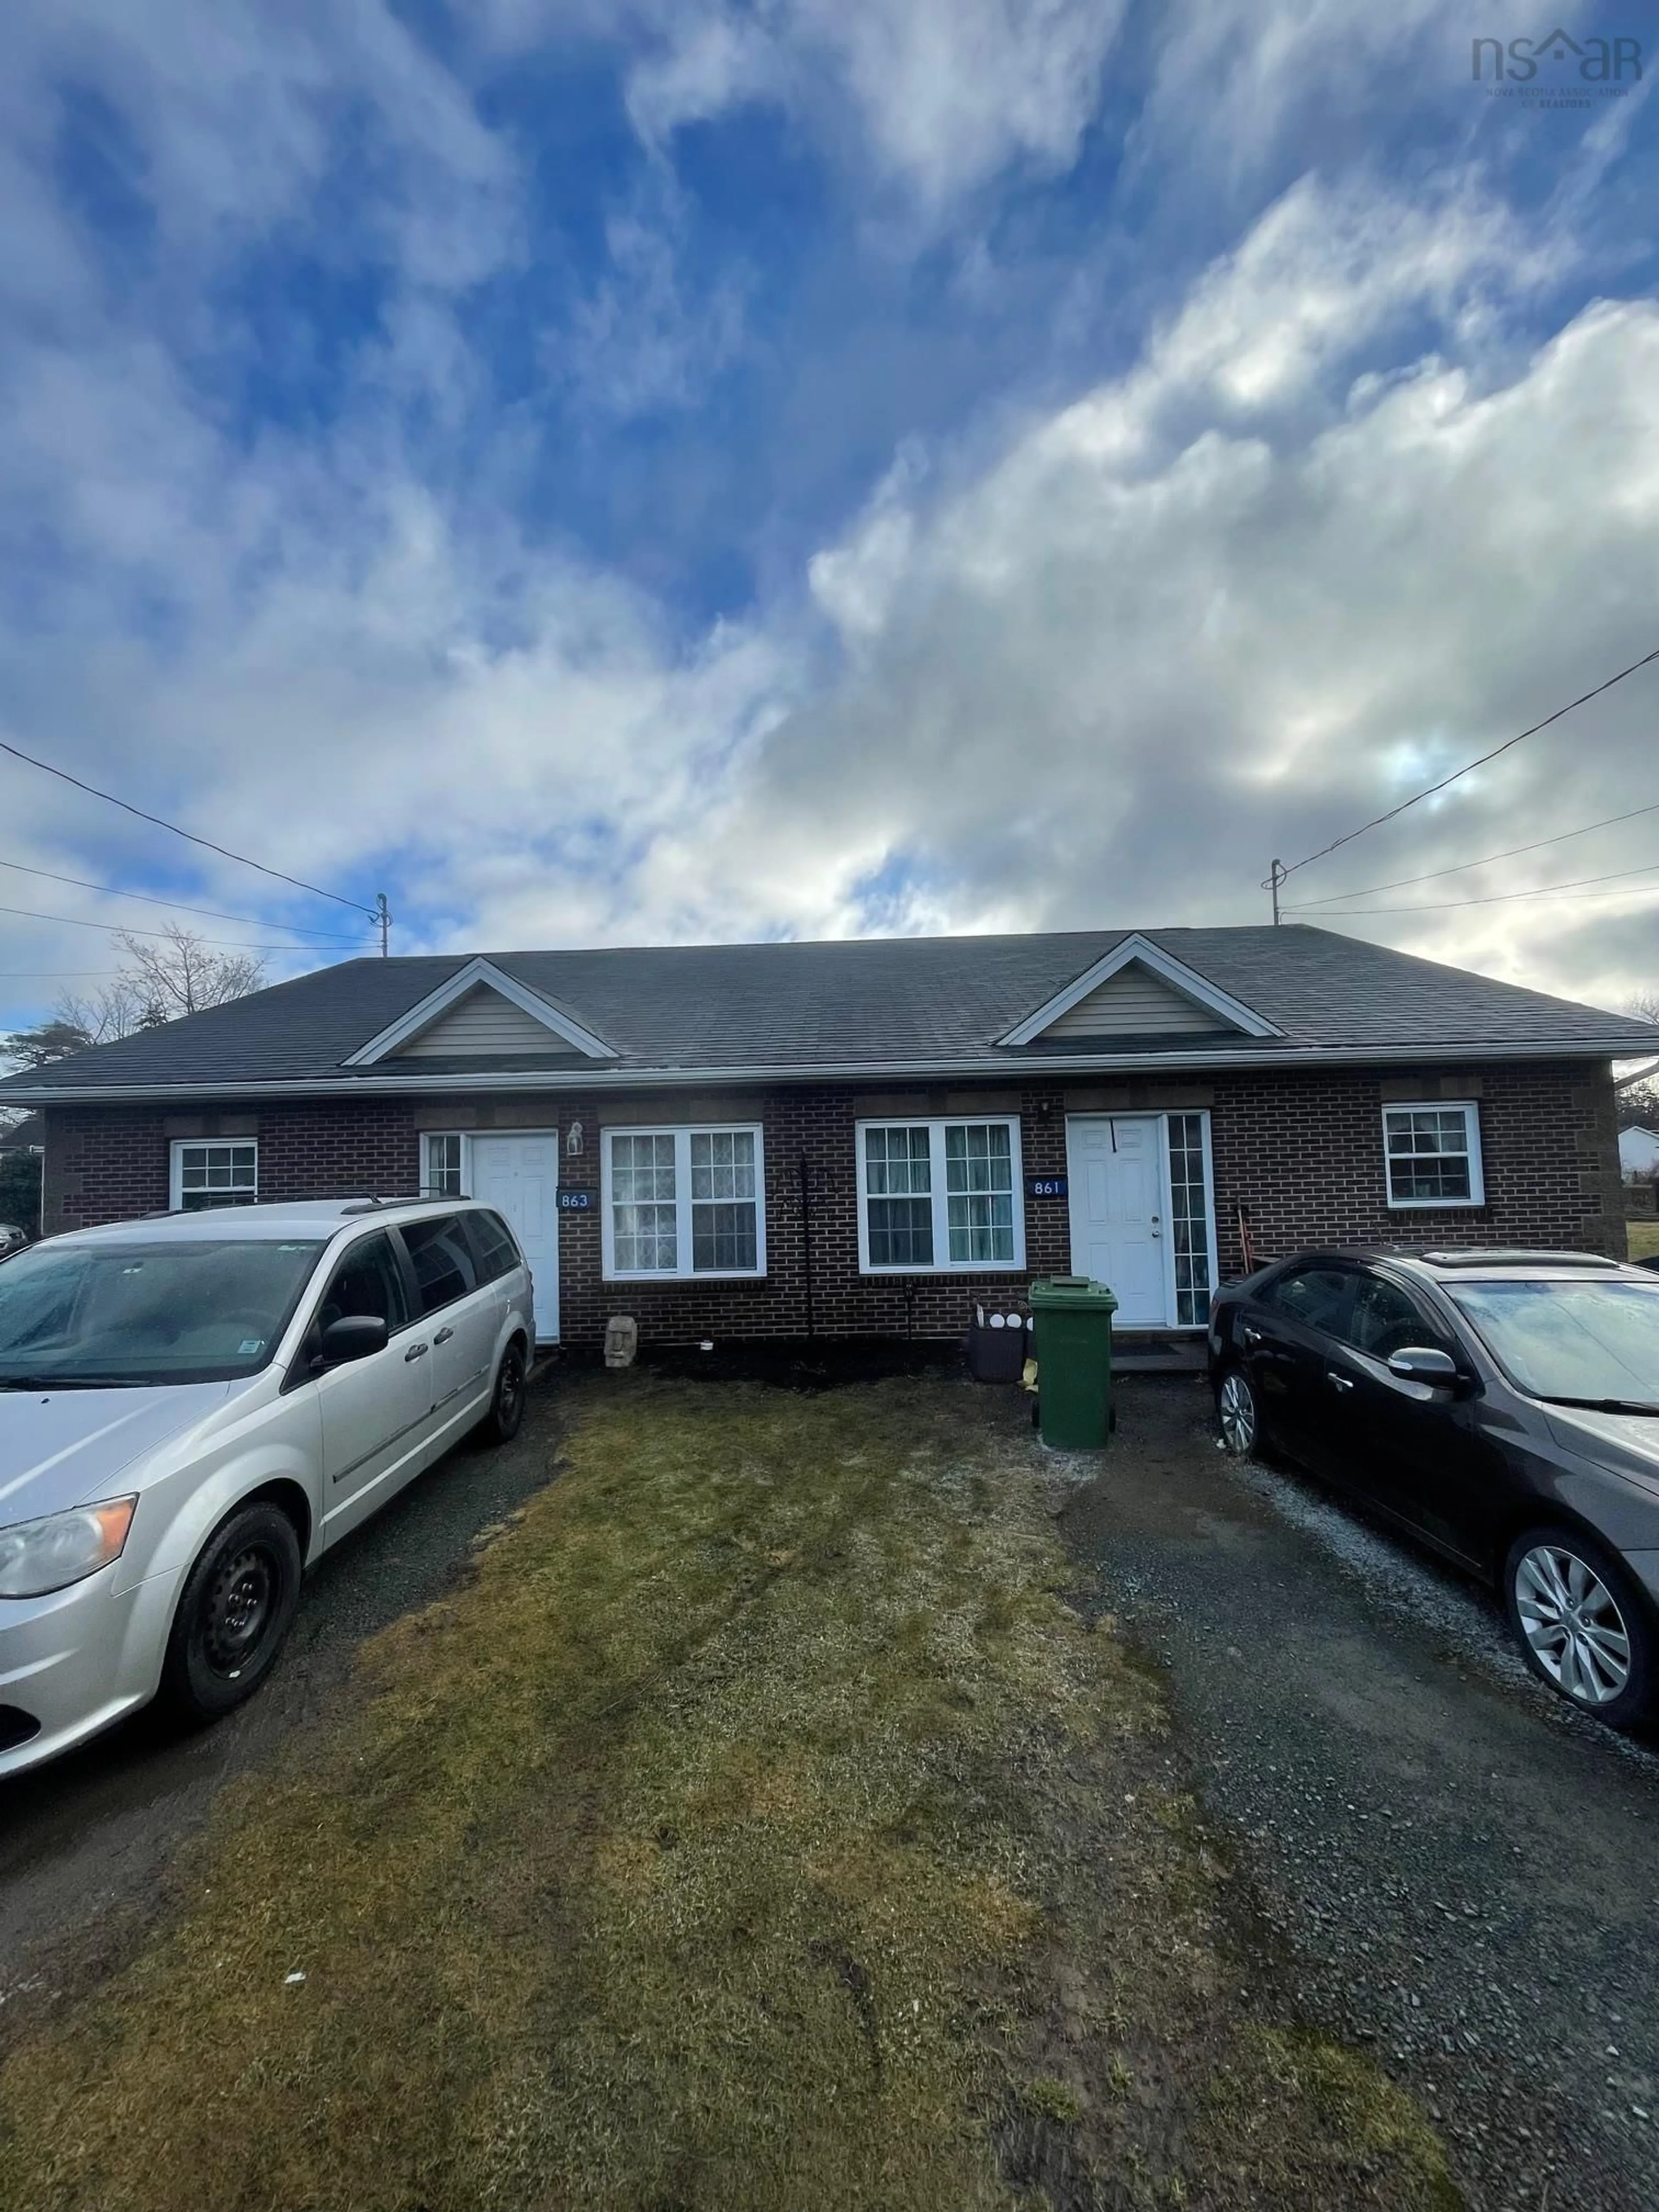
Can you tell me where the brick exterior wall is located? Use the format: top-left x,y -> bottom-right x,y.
39,1059 -> 1624,1348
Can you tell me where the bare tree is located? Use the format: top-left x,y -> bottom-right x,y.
54,975 -> 150,1046
108,925 -> 267,1023
1618,991 -> 1659,1130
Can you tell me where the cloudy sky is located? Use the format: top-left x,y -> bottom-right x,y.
1,0 -> 1656,1033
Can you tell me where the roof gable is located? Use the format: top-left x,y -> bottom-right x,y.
997,934 -> 1281,1046
343,958 -> 615,1066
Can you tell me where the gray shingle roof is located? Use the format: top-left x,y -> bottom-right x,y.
4,925 -> 1657,1098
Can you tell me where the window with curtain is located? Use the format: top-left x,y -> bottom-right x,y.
603,1126 -> 765,1279
421,1131 -> 464,1197
857,1119 -> 1023,1273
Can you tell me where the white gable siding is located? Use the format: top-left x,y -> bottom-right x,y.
1042,963 -> 1227,1039
395,987 -> 568,1057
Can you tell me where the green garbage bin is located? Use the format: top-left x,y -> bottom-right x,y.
1029,1276 -> 1118,1449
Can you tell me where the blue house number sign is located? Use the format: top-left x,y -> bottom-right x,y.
1027,1175 -> 1068,1199
558,1189 -> 594,1211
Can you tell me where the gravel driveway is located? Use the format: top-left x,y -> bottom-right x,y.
1061,1376 -> 1659,2212
0,1374 -> 568,2045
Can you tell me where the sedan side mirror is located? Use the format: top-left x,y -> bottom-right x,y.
1386,1344 -> 1466,1389
316,1314 -> 389,1368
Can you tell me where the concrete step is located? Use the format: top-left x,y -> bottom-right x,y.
1112,1335 -> 1208,1375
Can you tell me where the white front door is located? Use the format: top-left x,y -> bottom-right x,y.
1065,1116 -> 1166,1326
470,1133 -> 560,1341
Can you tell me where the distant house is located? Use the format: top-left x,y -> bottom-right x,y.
0,1112 -> 44,1154
3,925 -> 1657,1348
1620,1126 -> 1659,1180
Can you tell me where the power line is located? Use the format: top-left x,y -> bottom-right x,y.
0,899 -> 350,951
1304,863 -> 1659,915
1270,644 -> 1659,889
0,736 -> 378,918
1284,797 -> 1659,909
0,855 -> 368,941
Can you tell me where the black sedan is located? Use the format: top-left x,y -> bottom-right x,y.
1208,1247 -> 1659,1731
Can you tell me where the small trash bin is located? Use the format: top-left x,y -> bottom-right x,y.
1028,1276 -> 1117,1449
966,1301 -> 1030,1382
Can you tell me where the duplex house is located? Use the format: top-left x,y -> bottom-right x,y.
3,925 -> 1654,1349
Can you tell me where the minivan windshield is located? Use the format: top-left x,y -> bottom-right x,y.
1446,1277 -> 1659,1409
0,1238 -> 327,1387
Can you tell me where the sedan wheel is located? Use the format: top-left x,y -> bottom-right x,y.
1216,1368 -> 1259,1457
1504,1528 -> 1653,1730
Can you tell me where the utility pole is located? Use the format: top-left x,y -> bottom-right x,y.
1268,858 -> 1285,926
375,892 -> 392,957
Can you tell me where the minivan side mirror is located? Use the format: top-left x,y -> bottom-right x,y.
316,1314 -> 389,1368
1387,1344 -> 1465,1389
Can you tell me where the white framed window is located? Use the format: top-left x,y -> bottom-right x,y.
600,1125 -> 766,1281
856,1117 -> 1025,1273
1382,1102 -> 1484,1208
170,1138 -> 258,1211
422,1131 -> 465,1197
1166,1111 -> 1215,1325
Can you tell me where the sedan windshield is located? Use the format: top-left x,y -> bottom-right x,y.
1447,1278 -> 1659,1407
0,1239 -> 326,1386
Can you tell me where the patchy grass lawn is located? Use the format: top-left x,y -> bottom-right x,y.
1625,1217 -> 1659,1262
0,1375 -> 1459,2212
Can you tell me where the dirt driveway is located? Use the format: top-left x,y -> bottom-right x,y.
1063,1376 -> 1659,2212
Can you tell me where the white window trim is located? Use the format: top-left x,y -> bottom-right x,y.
855,1116 -> 1026,1275
1158,1109 -> 1221,1332
169,1136 -> 258,1210
600,1123 -> 767,1282
421,1130 -> 468,1198
1382,1100 -> 1485,1210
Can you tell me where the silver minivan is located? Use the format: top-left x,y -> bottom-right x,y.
0,1197 -> 535,1779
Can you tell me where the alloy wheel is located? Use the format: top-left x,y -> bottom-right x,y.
1514,1545 -> 1631,1707
1217,1371 -> 1256,1456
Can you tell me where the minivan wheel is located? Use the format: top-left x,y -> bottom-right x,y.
1503,1526 -> 1654,1731
1215,1367 -> 1260,1458
484,1342 -> 527,1443
162,1502 -> 303,1723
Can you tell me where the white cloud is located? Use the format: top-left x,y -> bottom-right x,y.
655,181 -> 1659,1007
616,0 -> 1128,207
3,10 -> 1658,1046
559,193 -> 750,420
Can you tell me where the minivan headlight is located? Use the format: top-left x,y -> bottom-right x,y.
0,1497 -> 137,1599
